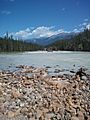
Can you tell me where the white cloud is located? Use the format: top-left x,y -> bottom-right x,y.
1,10 -> 11,15
84,19 -> 88,22
82,22 -> 87,26
7,20 -> 90,40
86,23 -> 90,30
73,28 -> 80,33
61,8 -> 66,11
10,26 -> 68,39
79,24 -> 82,27
77,20 -> 90,31
15,28 -> 31,39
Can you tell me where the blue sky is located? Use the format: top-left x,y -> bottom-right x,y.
0,0 -> 90,39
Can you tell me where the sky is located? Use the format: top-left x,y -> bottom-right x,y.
0,0 -> 90,39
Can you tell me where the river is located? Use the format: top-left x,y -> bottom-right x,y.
0,51 -> 90,73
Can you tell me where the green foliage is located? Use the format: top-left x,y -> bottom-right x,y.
47,29 -> 90,51
0,36 -> 42,52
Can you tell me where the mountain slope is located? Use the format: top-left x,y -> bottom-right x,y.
46,29 -> 90,51
26,32 -> 75,46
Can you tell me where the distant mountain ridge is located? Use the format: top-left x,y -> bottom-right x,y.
26,32 -> 76,46
47,29 -> 90,51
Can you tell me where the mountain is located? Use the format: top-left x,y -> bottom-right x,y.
26,32 -> 76,46
47,29 -> 90,51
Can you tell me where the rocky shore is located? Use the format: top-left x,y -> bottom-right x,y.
0,65 -> 90,120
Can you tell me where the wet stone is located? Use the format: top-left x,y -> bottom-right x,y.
0,65 -> 89,120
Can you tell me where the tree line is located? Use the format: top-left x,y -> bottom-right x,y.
47,29 -> 90,51
0,29 -> 90,52
0,33 -> 42,52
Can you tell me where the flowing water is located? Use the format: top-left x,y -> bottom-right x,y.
0,51 -> 90,73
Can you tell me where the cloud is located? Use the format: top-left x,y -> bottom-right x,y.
73,28 -> 80,33
84,19 -> 88,22
86,23 -> 90,30
7,20 -> 90,39
15,28 -> 31,39
9,26 -> 68,39
61,8 -> 66,11
82,22 -> 87,26
1,10 -> 11,15
77,20 -> 90,32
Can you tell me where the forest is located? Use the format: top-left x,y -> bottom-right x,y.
46,29 -> 90,51
0,29 -> 90,52
0,33 -> 42,52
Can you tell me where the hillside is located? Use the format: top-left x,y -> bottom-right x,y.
0,37 -> 42,52
46,29 -> 90,51
26,32 -> 75,46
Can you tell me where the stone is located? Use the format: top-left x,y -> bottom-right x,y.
81,76 -> 87,80
0,89 -> 3,96
14,108 -> 21,116
0,104 -> 5,114
0,65 -> 89,120
7,111 -> 15,118
22,89 -> 27,94
77,111 -> 84,120
54,69 -> 61,73
45,112 -> 55,119
0,97 -> 6,103
20,107 -> 28,114
71,116 -> 79,120
36,109 -> 43,118
11,88 -> 21,99
20,102 -> 25,107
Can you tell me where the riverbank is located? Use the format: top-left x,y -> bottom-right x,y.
0,65 -> 90,120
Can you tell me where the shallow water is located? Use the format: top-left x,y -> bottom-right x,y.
0,51 -> 90,73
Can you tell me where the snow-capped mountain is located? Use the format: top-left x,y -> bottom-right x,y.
26,32 -> 76,46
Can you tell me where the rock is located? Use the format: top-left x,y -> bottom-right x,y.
16,65 -> 25,68
7,111 -> 15,118
0,89 -> 3,96
46,66 -> 51,68
22,89 -> 27,94
45,112 -> 55,119
81,76 -> 87,80
0,65 -> 89,120
70,70 -> 75,73
20,102 -> 25,107
36,109 -> 43,118
16,99 -> 21,106
14,108 -> 21,116
20,107 -> 28,114
0,97 -> 6,103
76,68 -> 86,78
11,88 -> 21,99
71,116 -> 79,120
77,111 -> 84,120
54,69 -> 61,73
0,104 -> 5,114
22,80 -> 32,87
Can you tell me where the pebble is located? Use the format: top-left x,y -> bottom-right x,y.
20,108 -> 28,114
7,111 -> 15,118
82,76 -> 87,80
0,65 -> 89,120
11,88 -> 21,99
71,116 -> 79,120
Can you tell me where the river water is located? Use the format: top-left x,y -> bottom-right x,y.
0,51 -> 90,73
